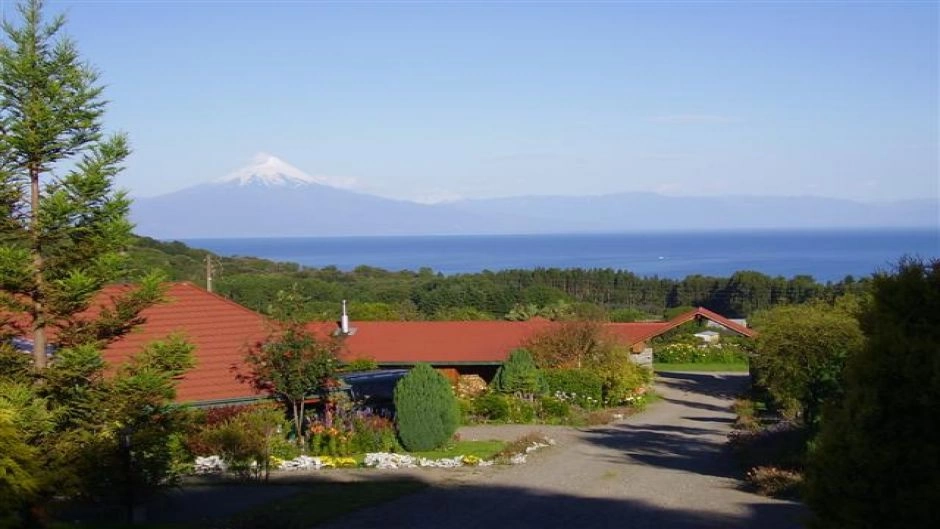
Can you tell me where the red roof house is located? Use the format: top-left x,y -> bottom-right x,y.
96,282 -> 270,406
13,281 -> 754,405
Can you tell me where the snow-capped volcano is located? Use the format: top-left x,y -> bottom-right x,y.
215,152 -> 357,189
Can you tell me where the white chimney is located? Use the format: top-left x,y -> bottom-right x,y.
341,299 -> 350,334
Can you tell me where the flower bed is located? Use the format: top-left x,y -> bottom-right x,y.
191,434 -> 555,475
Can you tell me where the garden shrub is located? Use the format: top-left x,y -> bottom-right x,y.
584,347 -> 653,406
350,415 -> 399,453
751,303 -> 864,428
544,369 -> 604,409
537,396 -> 571,419
508,398 -> 536,423
188,404 -> 286,480
492,349 -> 548,398
308,398 -> 400,456
472,393 -> 511,422
457,397 -> 474,424
308,424 -> 349,456
393,363 -> 460,451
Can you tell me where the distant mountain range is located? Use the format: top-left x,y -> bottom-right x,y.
131,154 -> 939,238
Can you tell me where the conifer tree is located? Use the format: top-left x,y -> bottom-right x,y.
492,348 -> 547,399
0,2 -> 193,521
0,0 -> 154,369
394,363 -> 459,451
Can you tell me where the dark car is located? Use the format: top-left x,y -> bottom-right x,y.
337,369 -> 409,413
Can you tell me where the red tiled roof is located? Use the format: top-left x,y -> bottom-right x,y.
98,282 -> 268,404
657,307 -> 757,338
308,319 -> 674,365
12,282 -> 753,404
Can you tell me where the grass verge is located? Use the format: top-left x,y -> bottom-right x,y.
654,362 -> 749,372
407,439 -> 505,460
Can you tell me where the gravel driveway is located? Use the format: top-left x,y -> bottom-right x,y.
317,372 -> 806,529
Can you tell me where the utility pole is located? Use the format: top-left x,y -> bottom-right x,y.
205,254 -> 214,293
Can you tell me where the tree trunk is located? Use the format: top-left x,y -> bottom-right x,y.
29,162 -> 47,369
292,400 -> 306,450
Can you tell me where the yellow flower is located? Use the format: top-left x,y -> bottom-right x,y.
462,455 -> 481,466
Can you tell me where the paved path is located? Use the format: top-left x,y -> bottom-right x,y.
318,372 -> 805,529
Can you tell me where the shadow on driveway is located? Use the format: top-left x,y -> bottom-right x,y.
581,423 -> 739,479
319,480 -> 806,529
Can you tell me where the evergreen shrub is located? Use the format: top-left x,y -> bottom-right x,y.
393,363 -> 460,451
492,349 -> 548,398
472,393 -> 511,422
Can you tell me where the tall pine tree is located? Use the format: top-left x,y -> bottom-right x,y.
0,0 -> 156,368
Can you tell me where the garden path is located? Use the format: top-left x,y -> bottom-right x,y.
316,372 -> 806,529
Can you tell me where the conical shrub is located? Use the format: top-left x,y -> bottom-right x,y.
492,348 -> 548,398
394,363 -> 459,451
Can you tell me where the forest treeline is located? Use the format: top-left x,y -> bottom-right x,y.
128,236 -> 870,321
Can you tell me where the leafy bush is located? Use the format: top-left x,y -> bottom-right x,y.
350,415 -> 399,454
544,369 -> 604,409
492,349 -> 548,398
308,397 -> 400,456
188,404 -> 286,480
750,303 -> 864,428
584,347 -> 653,406
456,398 -> 474,424
393,363 -> 460,451
655,342 -> 748,363
0,401 -> 40,527
806,259 -> 940,529
537,396 -> 571,419
508,399 -> 536,423
472,393 -> 511,422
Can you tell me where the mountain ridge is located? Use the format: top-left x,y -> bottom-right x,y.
130,155 -> 939,238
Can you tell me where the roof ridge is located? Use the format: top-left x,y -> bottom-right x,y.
168,282 -> 273,322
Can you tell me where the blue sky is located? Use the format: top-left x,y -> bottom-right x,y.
33,0 -> 939,203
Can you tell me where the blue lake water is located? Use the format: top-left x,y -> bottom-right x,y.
183,228 -> 940,282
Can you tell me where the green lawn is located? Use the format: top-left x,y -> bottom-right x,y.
407,439 -> 506,460
654,362 -> 750,372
